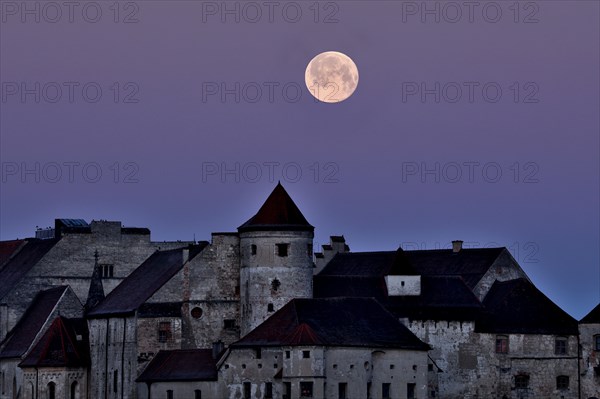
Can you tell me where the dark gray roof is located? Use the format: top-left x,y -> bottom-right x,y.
314,275 -> 482,321
87,245 -> 206,317
319,247 -> 505,288
136,349 -> 218,382
476,278 -> 578,335
580,303 -> 600,324
0,286 -> 68,359
0,239 -> 59,300
232,298 -> 430,350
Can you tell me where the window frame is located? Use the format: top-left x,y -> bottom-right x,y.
382,383 -> 391,399
265,382 -> 273,398
495,335 -> 509,354
158,321 -> 172,343
555,336 -> 568,355
276,243 -> 289,257
514,374 -> 529,389
300,381 -> 313,398
594,334 -> 600,351
556,375 -> 569,390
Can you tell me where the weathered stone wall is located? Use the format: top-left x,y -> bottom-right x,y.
580,322 -> 600,399
136,317 -> 183,375
239,230 -> 313,336
21,368 -> 87,399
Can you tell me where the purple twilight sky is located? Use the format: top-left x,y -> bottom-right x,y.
0,1 -> 598,319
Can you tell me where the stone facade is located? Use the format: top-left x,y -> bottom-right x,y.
580,320 -> 600,399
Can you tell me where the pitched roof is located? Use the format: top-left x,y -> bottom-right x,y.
238,183 -> 314,232
136,349 -> 218,382
19,317 -> 89,368
314,275 -> 482,321
0,239 -> 25,269
0,238 -> 59,300
232,298 -> 429,350
476,278 -> 578,335
319,247 -> 505,288
0,286 -> 68,359
87,245 -> 206,318
580,303 -> 600,324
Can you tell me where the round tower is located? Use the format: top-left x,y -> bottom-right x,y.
238,183 -> 314,336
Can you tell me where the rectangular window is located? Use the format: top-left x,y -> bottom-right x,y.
300,382 -> 313,397
277,243 -> 289,257
555,337 -> 568,355
224,319 -> 236,329
367,382 -> 372,399
113,370 -> 118,393
407,383 -> 416,399
495,335 -> 508,354
285,350 -> 291,359
302,350 -> 310,358
166,390 -> 173,399
515,375 -> 529,389
595,335 -> 600,351
243,382 -> 251,399
256,348 -> 262,359
283,382 -> 291,399
556,375 -> 569,389
158,322 -> 172,343
251,244 -> 257,255
307,244 -> 313,257
338,383 -> 347,399
194,390 -> 202,399
382,383 -> 391,399
265,382 -> 273,398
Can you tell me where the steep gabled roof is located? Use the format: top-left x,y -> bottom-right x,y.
0,239 -> 59,300
19,317 -> 89,368
136,349 -> 218,382
0,286 -> 68,359
87,245 -> 206,318
580,303 -> 600,324
238,183 -> 313,232
232,298 -> 429,350
319,247 -> 504,289
476,278 -> 578,335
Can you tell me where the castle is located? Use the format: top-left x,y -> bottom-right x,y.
0,183 -> 598,399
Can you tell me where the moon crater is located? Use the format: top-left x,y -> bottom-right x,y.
305,51 -> 359,103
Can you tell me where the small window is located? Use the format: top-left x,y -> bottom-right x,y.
276,243 -> 289,257
256,348 -> 262,359
265,382 -> 273,398
268,303 -> 274,312
271,279 -> 281,292
113,370 -> 118,393
428,364 -> 434,371
496,335 -> 509,354
594,334 -> 600,351
300,381 -> 313,397
158,322 -> 172,343
389,364 -> 394,369
367,382 -> 372,399
382,383 -> 391,399
307,244 -> 313,257
284,382 -> 291,399
99,264 -> 114,278
556,375 -> 569,389
191,307 -> 203,319
302,350 -> 310,358
243,382 -> 251,399
224,319 -> 236,329
285,350 -> 290,359
407,383 -> 416,399
251,244 -> 257,255
166,390 -> 173,399
555,336 -> 568,355
70,381 -> 77,399
515,374 -> 529,389
48,382 -> 56,399
194,390 -> 202,399
338,383 -> 347,399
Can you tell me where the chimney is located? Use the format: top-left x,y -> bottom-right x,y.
452,240 -> 463,253
212,340 -> 225,359
182,249 -> 190,264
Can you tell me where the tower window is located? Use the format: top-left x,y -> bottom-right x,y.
556,375 -> 569,389
166,390 -> 173,399
555,336 -> 568,355
194,390 -> 202,399
271,279 -> 281,292
251,244 -> 257,255
300,382 -> 313,397
276,243 -> 289,257
285,350 -> 290,359
268,303 -> 274,312
302,350 -> 310,358
307,244 -> 313,257
407,383 -> 416,399
99,264 -> 114,278
338,383 -> 347,399
113,370 -> 118,392
158,322 -> 172,343
382,383 -> 391,399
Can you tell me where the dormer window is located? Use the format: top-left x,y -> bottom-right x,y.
276,243 -> 289,257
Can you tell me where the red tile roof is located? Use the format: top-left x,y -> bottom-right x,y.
238,183 -> 313,232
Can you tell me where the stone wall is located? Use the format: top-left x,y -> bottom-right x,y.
580,322 -> 600,399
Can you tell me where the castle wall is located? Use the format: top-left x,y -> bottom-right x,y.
580,322 -> 600,399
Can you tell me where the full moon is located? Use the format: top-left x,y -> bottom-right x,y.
305,51 -> 359,103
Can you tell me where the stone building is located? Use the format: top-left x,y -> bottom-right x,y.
0,183 -> 597,399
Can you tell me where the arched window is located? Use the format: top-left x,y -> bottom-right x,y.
28,382 -> 34,399
71,381 -> 78,399
47,382 -> 56,399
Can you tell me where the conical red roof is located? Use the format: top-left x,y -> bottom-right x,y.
238,183 -> 313,232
